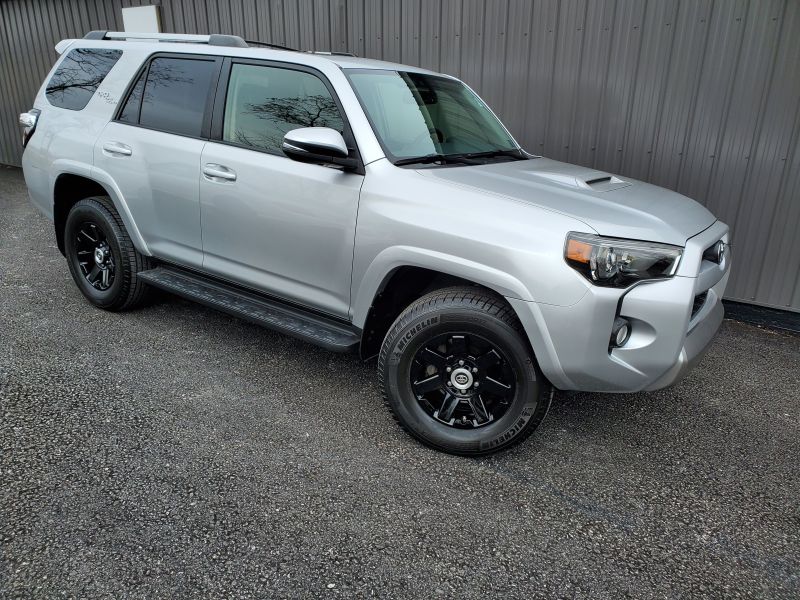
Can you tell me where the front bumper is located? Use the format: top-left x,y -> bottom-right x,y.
511,220 -> 731,393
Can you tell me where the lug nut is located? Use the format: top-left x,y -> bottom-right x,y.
458,360 -> 464,366
473,382 -> 480,388
446,367 -> 452,372
472,367 -> 478,373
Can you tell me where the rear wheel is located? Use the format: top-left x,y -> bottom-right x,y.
379,287 -> 551,455
64,196 -> 153,311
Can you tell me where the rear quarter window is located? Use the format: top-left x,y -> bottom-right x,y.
46,48 -> 122,111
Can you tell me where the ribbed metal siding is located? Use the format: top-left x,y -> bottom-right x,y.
0,1 -> 125,168
1,0 -> 798,311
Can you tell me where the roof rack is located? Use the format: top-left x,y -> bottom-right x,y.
83,31 -> 248,48
82,31 -> 358,56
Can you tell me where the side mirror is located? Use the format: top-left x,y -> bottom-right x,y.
282,127 -> 359,171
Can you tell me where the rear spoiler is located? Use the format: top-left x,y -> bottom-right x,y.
55,39 -> 76,54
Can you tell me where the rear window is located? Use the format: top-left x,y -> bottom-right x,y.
46,48 -> 122,111
136,57 -> 218,137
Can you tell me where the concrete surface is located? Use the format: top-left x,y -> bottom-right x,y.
1,166 -> 798,599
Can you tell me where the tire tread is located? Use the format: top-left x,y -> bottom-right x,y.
67,196 -> 152,311
378,286 -> 550,455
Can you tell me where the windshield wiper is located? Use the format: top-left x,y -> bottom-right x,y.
393,149 -> 528,167
393,153 -> 477,166
458,149 -> 529,161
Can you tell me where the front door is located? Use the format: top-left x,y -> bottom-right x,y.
199,61 -> 363,318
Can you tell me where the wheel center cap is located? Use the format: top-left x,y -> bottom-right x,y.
94,247 -> 105,265
450,367 -> 474,391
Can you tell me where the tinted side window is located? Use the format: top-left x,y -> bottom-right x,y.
118,69 -> 145,123
46,48 -> 122,111
139,57 -> 217,137
222,64 -> 344,153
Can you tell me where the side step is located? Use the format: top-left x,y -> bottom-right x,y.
138,266 -> 361,353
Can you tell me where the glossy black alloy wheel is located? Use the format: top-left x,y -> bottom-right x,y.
64,196 -> 154,311
410,332 -> 517,428
74,221 -> 116,291
379,288 -> 552,453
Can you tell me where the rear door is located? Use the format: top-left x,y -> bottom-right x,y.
94,53 -> 221,268
198,59 -> 364,318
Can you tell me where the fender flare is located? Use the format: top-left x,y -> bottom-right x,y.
51,160 -> 151,256
89,165 -> 151,255
350,245 -> 535,328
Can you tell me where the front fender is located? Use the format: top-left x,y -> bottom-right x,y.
350,245 -> 535,328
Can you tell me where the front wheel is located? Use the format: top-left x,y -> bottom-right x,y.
379,287 -> 551,455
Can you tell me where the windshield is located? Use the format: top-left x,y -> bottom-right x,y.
346,69 -> 522,164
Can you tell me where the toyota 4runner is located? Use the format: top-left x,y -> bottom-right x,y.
20,31 -> 731,455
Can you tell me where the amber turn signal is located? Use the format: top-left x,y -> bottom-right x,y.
565,238 -> 593,264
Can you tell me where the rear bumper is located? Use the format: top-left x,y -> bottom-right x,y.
21,151 -> 52,220
512,220 -> 730,393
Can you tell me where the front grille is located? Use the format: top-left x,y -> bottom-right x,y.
691,291 -> 708,319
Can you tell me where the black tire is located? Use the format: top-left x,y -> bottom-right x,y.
64,196 -> 153,311
379,286 -> 552,455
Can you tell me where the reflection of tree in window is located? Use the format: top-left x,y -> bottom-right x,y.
233,95 -> 343,151
46,49 -> 122,110
140,60 -> 192,107
138,58 -> 217,137
120,60 -> 196,124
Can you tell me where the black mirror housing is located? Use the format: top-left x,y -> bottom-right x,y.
282,144 -> 360,171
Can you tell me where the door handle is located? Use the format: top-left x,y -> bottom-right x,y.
203,163 -> 237,182
102,141 -> 132,156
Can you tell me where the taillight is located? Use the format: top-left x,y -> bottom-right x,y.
19,109 -> 40,147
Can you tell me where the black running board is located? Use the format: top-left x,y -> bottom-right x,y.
138,266 -> 361,352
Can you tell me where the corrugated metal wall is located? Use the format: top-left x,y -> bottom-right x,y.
1,0 -> 799,311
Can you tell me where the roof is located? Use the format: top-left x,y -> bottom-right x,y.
70,31 -> 447,77
315,54 -> 443,75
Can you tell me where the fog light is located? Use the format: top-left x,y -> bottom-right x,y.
610,317 -> 630,348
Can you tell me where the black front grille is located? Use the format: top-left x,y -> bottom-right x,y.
691,291 -> 708,318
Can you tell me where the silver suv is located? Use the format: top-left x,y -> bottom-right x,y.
20,32 -> 730,455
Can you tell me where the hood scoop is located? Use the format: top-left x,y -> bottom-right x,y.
533,171 -> 632,192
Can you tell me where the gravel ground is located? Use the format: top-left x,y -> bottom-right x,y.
1,165 -> 798,599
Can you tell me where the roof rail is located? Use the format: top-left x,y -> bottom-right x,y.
244,40 -> 298,52
311,51 -> 357,57
83,30 -> 249,48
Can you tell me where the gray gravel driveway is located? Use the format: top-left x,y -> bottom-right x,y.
1,166 -> 798,598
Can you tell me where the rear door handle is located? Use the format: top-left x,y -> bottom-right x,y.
203,163 -> 237,182
102,141 -> 132,156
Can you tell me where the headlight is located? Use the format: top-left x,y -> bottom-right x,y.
564,232 -> 682,287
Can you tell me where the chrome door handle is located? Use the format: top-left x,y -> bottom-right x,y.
203,163 -> 237,182
102,141 -> 132,156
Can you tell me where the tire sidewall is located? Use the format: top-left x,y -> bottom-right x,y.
383,306 -> 544,454
64,201 -> 126,309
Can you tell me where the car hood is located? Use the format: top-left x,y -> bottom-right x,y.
417,157 -> 716,246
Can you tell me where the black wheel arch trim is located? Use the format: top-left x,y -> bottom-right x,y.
52,171 -> 150,258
